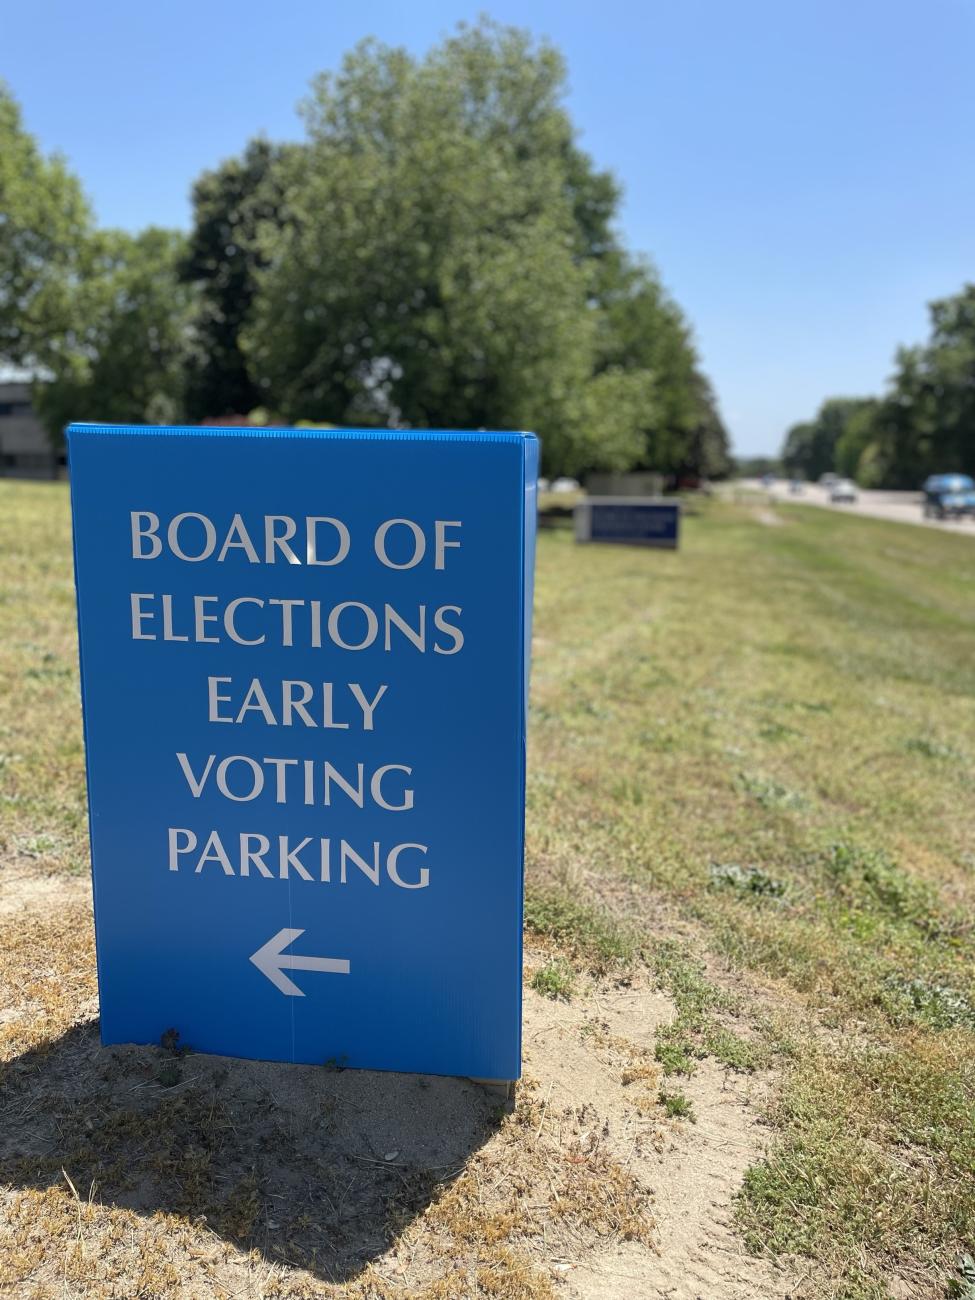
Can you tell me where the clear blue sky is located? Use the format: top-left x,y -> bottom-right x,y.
5,0 -> 973,455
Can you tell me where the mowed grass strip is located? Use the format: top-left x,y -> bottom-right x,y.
529,500 -> 975,1298
3,481 -> 975,1296
0,481 -> 87,874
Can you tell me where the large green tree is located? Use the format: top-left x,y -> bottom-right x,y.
34,228 -> 192,437
241,21 -> 725,476
244,25 -> 605,468
863,286 -> 975,486
680,373 -> 733,480
0,83 -> 92,370
834,399 -> 879,480
781,398 -> 875,481
783,285 -> 975,488
180,139 -> 294,419
1,84 -> 193,443
595,253 -> 730,476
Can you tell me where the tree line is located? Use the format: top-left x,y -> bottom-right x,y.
0,21 -> 731,479
781,285 -> 975,487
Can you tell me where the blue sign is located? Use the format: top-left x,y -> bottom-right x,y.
575,497 -> 680,549
68,424 -> 537,1081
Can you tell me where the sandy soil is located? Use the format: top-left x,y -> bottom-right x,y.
0,863 -> 797,1299
522,983 -> 794,1300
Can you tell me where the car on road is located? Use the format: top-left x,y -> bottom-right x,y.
819,472 -> 839,488
829,479 -> 859,504
922,474 -> 975,519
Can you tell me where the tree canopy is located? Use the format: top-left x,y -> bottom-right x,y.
4,24 -> 730,479
781,285 -> 975,488
180,139 -> 294,421
781,398 -> 877,482
0,82 -> 92,371
34,228 -> 192,434
861,287 -> 975,486
240,23 -> 729,475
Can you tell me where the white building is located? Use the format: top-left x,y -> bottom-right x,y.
0,381 -> 61,478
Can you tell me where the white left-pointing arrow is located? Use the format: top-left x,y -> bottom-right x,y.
250,928 -> 351,996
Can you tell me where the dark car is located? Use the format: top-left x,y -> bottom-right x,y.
922,474 -> 975,519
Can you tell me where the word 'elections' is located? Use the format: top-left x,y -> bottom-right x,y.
130,594 -> 464,654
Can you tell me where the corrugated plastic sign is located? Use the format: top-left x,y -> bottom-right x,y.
68,424 -> 537,1081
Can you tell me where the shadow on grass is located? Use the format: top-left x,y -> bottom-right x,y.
0,1020 -> 503,1284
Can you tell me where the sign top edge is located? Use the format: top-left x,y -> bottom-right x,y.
66,423 -> 537,445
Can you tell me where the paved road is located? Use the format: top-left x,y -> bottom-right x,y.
745,480 -> 975,536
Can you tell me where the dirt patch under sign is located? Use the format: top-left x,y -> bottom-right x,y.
0,864 -> 795,1298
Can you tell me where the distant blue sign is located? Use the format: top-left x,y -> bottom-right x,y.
575,497 -> 680,549
68,424 -> 538,1081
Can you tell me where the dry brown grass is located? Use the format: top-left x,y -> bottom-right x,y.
0,878 -> 656,1298
1,986 -> 656,1298
0,898 -> 96,1066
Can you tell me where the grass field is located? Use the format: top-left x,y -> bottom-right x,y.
2,481 -> 975,1298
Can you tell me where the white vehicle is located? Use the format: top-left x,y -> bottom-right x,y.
550,477 -> 580,494
829,479 -> 858,504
